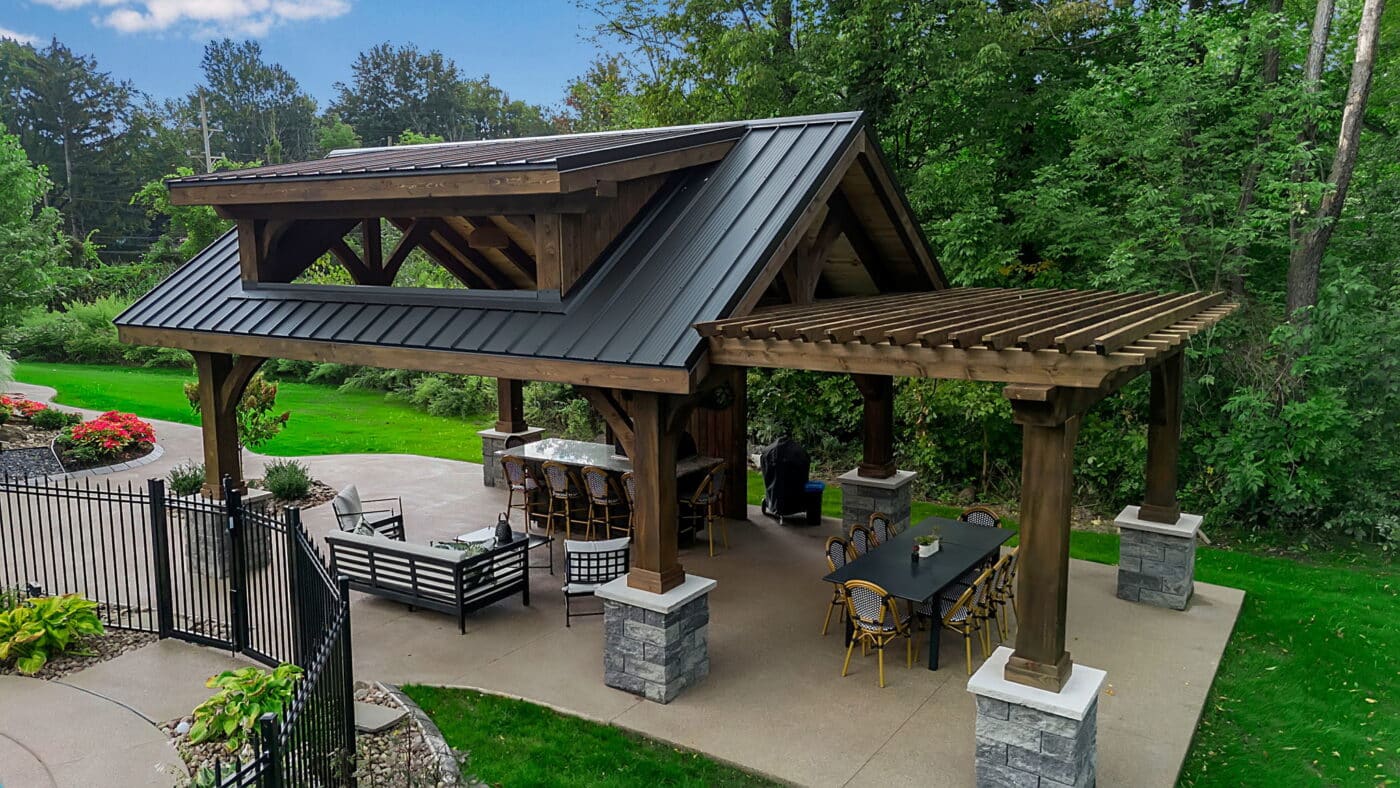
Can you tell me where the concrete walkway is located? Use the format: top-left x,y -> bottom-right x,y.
7,381 -> 1245,787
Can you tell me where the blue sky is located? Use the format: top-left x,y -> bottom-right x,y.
1,1 -> 603,110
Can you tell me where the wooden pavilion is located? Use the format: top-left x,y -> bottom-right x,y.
115,112 -> 1234,709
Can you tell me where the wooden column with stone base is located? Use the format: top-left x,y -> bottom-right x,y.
191,351 -> 265,498
841,374 -> 917,530
479,378 -> 545,488
1116,350 -> 1200,609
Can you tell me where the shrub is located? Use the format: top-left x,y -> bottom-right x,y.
261,459 -> 312,500
190,665 -> 303,752
0,394 -> 47,417
29,407 -> 80,431
168,461 -> 206,497
185,373 -> 289,449
0,403 -> 8,426
56,411 -> 156,463
4,298 -> 190,368
0,594 -> 104,675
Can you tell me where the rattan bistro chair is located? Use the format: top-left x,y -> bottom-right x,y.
868,512 -> 898,544
822,536 -> 852,636
959,506 -> 1002,528
541,461 -> 588,540
581,466 -> 630,539
916,568 -> 993,675
563,537 -> 630,626
847,523 -> 875,559
841,580 -> 918,688
987,551 -> 1015,640
682,462 -> 728,557
500,455 -> 540,529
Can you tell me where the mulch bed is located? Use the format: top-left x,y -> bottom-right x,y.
54,441 -> 156,473
244,479 -> 339,512
162,680 -> 470,786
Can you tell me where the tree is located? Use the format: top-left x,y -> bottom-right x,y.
0,38 -> 151,255
0,122 -> 76,324
132,161 -> 254,266
190,39 -> 318,165
315,113 -> 361,156
561,56 -> 641,132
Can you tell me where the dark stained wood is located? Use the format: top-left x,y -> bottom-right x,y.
1139,351 -> 1184,523
118,325 -> 697,394
382,219 -> 430,284
329,239 -> 373,284
361,218 -> 383,277
534,213 -> 562,291
236,219 -> 264,282
578,386 -> 637,459
170,168 -> 565,206
627,391 -> 685,593
826,190 -> 897,292
216,194 -> 600,221
1005,401 -> 1079,692
496,378 -> 527,433
689,366 -> 749,519
193,352 -> 266,497
466,216 -> 536,281
556,174 -> 668,296
853,374 -> 897,478
425,219 -> 514,289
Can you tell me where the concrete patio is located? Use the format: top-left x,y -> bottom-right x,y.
10,382 -> 1244,787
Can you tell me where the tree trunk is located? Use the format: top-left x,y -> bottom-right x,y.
1227,0 -> 1286,295
1287,0 -> 1385,319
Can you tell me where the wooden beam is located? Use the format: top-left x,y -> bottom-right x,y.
236,219 -> 264,282
706,336 -> 1142,389
627,391 -> 685,594
827,190 -> 898,292
170,168 -> 564,206
385,217 -> 491,288
578,386 -> 636,459
426,219 -> 514,289
496,378 -> 527,433
119,325 -> 697,394
852,374 -> 897,478
1005,403 -> 1078,692
361,218 -> 383,276
856,148 -> 948,289
216,194 -> 599,221
382,219 -> 430,284
329,239 -> 373,284
535,213 -> 562,291
1053,292 -> 1222,353
467,223 -> 510,249
192,352 -> 265,497
1139,351 -> 1184,523
466,216 -> 536,281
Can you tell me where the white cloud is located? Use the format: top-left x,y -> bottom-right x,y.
0,26 -> 40,45
33,0 -> 349,36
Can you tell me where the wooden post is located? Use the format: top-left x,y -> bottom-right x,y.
362,218 -> 383,282
192,352 -> 265,499
1139,351 -> 1184,524
1006,399 -> 1079,692
495,378 -> 527,433
853,374 -> 896,478
691,367 -> 749,520
628,391 -> 684,594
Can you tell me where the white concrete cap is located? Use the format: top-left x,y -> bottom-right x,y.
477,426 -> 547,439
596,573 -> 717,614
1115,505 -> 1203,538
967,647 -> 1107,721
837,468 -> 918,490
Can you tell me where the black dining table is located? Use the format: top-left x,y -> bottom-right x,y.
823,516 -> 1013,670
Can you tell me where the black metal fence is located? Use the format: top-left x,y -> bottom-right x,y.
0,475 -> 357,786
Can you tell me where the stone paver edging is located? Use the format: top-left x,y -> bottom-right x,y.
47,441 -> 165,481
378,682 -> 462,786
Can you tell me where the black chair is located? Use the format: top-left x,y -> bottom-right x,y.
563,537 -> 630,626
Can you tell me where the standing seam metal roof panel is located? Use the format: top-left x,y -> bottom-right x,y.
114,113 -> 867,374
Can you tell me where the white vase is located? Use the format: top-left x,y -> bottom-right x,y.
918,540 -> 940,558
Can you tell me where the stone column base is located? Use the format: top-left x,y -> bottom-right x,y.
596,574 -> 715,704
969,647 -> 1104,787
1115,505 -> 1202,610
838,468 -> 916,530
477,427 -> 545,488
173,488 -> 274,578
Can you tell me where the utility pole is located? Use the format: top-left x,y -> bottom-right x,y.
198,89 -> 216,174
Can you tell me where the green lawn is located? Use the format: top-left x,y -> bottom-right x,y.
400,686 -> 777,786
16,362 -> 1398,785
14,362 -> 494,462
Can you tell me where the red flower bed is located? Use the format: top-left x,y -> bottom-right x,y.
0,395 -> 48,417
57,411 -> 157,466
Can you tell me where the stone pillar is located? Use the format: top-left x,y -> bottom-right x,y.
838,468 -> 916,531
969,647 -> 1105,788
596,574 -> 715,704
175,488 -> 275,578
478,427 -> 545,488
1115,505 -> 1202,610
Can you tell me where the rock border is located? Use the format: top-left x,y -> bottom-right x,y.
42,441 -> 164,481
378,681 -> 462,786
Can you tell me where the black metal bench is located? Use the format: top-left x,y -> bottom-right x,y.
326,531 -> 529,633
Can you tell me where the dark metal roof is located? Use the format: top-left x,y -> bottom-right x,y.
166,116 -> 799,185
119,114 -> 865,373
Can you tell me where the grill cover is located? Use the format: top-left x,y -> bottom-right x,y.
759,437 -> 811,517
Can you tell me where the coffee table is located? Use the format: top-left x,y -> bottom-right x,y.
457,526 -> 554,575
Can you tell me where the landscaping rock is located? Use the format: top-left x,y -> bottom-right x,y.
0,445 -> 64,479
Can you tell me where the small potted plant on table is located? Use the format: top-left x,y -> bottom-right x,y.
915,530 -> 941,558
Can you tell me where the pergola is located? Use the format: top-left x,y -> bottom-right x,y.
115,111 -> 1234,722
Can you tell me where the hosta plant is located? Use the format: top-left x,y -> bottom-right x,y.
190,664 -> 304,752
0,594 -> 104,675
57,411 -> 156,463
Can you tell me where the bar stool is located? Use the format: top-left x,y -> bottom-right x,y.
581,465 -> 629,539
540,460 -> 588,539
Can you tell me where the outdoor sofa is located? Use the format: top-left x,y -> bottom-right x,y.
326,530 -> 529,633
